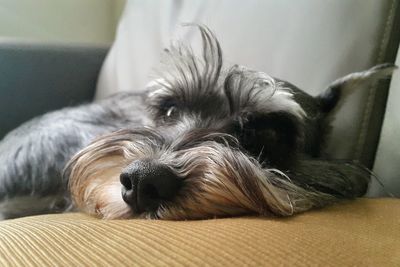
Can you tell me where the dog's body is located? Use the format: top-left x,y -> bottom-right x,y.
0,92 -> 147,219
0,26 -> 396,220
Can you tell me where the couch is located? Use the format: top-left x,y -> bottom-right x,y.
1,1 -> 400,266
0,199 -> 399,266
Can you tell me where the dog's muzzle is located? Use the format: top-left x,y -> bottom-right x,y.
120,159 -> 181,214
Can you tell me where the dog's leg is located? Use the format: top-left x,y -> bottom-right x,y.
288,159 -> 371,199
317,63 -> 397,113
287,64 -> 397,200
0,195 -> 71,219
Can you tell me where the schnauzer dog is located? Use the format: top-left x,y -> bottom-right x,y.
0,26 -> 396,220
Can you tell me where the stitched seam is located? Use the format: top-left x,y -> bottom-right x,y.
353,0 -> 398,161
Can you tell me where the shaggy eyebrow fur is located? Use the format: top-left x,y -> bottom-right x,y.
146,26 -> 228,122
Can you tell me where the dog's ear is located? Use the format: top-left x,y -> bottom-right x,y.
223,66 -> 307,168
237,111 -> 303,169
317,63 -> 397,113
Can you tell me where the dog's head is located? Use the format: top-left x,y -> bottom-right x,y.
65,26 -> 394,220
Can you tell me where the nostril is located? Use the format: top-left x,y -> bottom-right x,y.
120,172 -> 133,190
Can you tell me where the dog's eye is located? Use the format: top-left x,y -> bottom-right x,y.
166,106 -> 177,117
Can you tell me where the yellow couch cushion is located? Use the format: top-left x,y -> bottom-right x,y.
0,198 -> 399,266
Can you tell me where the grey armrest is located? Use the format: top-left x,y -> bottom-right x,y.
0,42 -> 109,139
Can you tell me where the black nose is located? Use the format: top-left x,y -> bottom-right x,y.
120,160 -> 181,213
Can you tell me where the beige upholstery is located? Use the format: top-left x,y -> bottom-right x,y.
0,199 -> 399,266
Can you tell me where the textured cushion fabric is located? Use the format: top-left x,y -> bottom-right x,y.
96,0 -> 399,170
0,198 -> 399,266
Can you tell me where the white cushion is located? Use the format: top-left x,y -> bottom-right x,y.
96,0 -> 395,178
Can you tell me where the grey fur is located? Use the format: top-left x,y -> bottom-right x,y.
0,25 -> 396,220
0,92 -> 148,218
